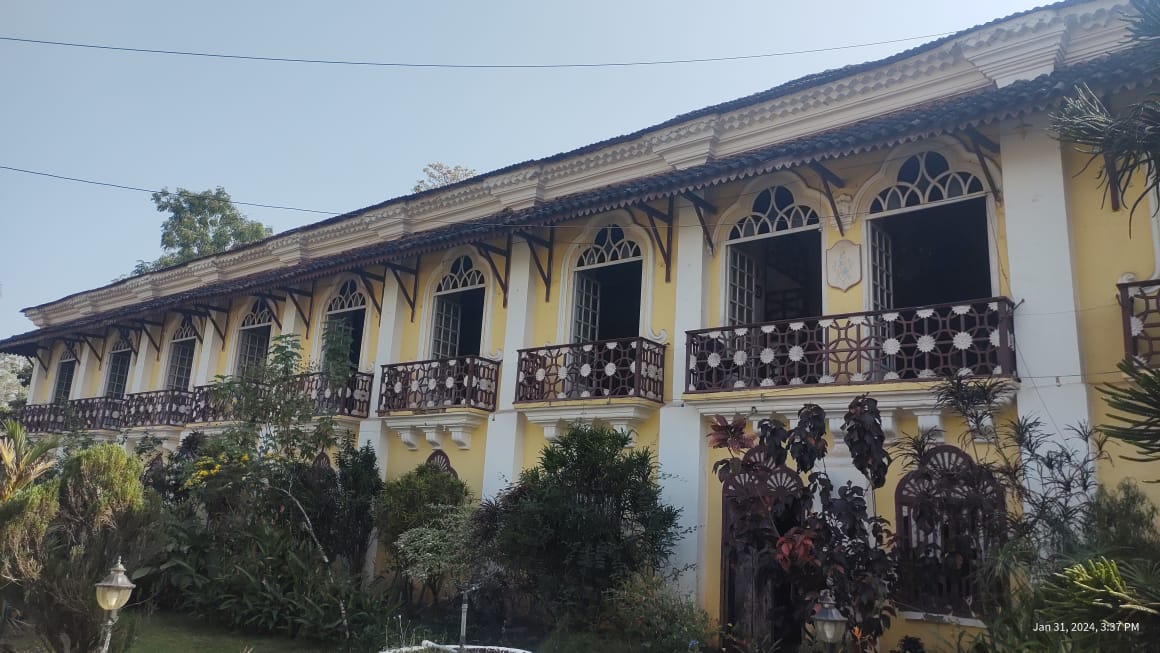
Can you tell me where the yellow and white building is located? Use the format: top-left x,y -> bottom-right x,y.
4,0 -> 1159,646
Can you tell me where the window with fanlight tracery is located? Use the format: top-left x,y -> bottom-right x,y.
324,279 -> 368,369
870,151 -> 985,215
236,299 -> 275,378
166,317 -> 199,391
572,224 -> 643,342
104,332 -> 134,399
726,185 -> 822,325
431,256 -> 486,359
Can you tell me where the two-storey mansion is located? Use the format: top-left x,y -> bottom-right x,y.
4,0 -> 1158,647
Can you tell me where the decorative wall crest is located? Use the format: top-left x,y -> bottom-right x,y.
826,239 -> 862,291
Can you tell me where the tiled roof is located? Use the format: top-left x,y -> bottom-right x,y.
1,39 -> 1155,355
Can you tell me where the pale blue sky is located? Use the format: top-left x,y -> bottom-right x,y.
0,0 -> 1048,338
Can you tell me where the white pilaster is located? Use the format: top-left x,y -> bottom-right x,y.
128,331 -> 158,394
482,240 -> 534,498
192,324 -> 223,387
1000,113 -> 1091,460
73,344 -> 96,398
658,198 -> 711,596
358,269 -> 408,474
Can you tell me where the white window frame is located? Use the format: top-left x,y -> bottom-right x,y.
316,278 -> 370,370
103,332 -> 135,398
418,249 -> 499,360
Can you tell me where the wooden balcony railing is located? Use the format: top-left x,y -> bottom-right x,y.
515,337 -> 666,403
1119,279 -> 1160,366
379,356 -> 500,414
18,402 -> 72,434
297,371 -> 374,419
190,384 -> 237,423
686,297 -> 1016,393
122,389 -> 194,428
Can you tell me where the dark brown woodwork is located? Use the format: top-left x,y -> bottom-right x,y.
515,337 -> 666,403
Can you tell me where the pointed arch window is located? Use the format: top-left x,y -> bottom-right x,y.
104,332 -> 135,398
572,225 -> 643,342
726,186 -> 823,325
53,344 -> 77,403
236,299 -> 275,378
432,256 -> 486,359
870,152 -> 985,214
166,317 -> 199,391
324,280 -> 368,369
896,445 -> 1003,615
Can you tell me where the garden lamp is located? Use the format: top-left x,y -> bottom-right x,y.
812,589 -> 846,651
95,557 -> 135,653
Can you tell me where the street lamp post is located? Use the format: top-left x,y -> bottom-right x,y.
812,589 -> 846,653
94,557 -> 136,653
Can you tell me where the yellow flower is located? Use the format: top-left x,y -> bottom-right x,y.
240,454 -> 249,462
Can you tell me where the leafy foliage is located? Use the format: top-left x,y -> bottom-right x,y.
600,573 -> 713,652
474,424 -> 681,628
1099,358 -> 1160,462
412,162 -> 478,193
1051,0 -> 1160,229
376,463 -> 472,564
131,187 -> 271,275
0,419 -> 57,502
0,444 -> 165,653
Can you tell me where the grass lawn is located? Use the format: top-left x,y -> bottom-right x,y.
2,613 -> 333,653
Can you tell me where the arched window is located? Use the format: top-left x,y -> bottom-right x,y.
104,331 -> 135,398
166,317 -> 199,391
865,149 -> 992,313
324,279 -> 368,369
432,256 -> 486,359
236,299 -> 274,378
726,185 -> 822,325
573,224 -> 643,342
895,445 -> 1003,615
52,343 -> 78,403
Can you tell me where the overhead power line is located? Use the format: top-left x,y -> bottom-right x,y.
0,32 -> 953,69
0,165 -> 335,214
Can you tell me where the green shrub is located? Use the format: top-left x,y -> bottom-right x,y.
538,628 -> 637,653
602,573 -> 712,651
473,424 -> 681,629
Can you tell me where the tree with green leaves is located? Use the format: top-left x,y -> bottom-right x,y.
130,187 -> 271,275
1051,0 -> 1159,228
0,419 -> 57,503
0,354 -> 30,416
412,162 -> 477,193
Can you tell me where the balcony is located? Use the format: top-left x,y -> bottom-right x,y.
122,389 -> 194,428
515,337 -> 666,403
18,396 -> 125,434
685,298 -> 1016,393
378,356 -> 500,414
1119,279 -> 1160,366
297,371 -> 374,419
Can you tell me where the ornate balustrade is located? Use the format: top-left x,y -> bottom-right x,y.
297,371 -> 374,419
1119,279 -> 1160,366
379,356 -> 500,414
686,297 -> 1016,393
18,397 -> 124,433
190,384 -> 238,423
122,389 -> 194,428
515,337 -> 666,403
18,402 -> 70,434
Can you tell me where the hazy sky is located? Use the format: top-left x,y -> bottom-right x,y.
0,0 -> 1050,339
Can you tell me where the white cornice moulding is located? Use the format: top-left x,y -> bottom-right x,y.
520,401 -> 657,447
649,118 -> 722,170
484,167 -> 546,210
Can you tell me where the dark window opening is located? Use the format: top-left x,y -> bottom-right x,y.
53,360 -> 76,403
166,340 -> 196,391
730,230 -> 822,324
874,197 -> 990,308
236,325 -> 272,379
573,260 -> 643,342
432,288 -> 485,358
326,309 -> 366,369
105,350 -> 133,398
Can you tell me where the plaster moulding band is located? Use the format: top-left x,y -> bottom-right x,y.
380,411 -> 486,451
520,402 -> 657,448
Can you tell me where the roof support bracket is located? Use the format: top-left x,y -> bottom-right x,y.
809,162 -> 848,237
34,346 -> 51,372
681,191 -> 717,255
637,198 -> 675,282
283,285 -> 315,338
515,228 -> 554,302
136,320 -> 163,361
386,257 -> 421,322
116,326 -> 139,356
79,333 -> 105,366
253,293 -> 286,331
475,234 -> 513,308
353,269 -> 384,317
962,126 -> 1003,205
194,305 -> 230,351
